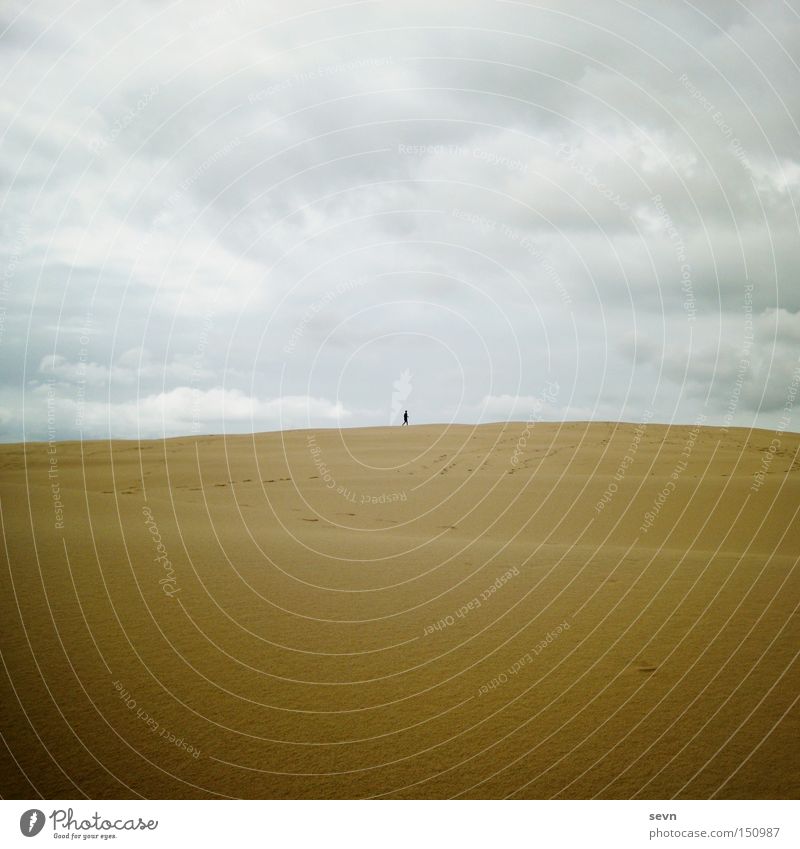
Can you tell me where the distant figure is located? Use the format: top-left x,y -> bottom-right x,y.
402,410 -> 409,426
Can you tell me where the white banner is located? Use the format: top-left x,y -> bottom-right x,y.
2,800 -> 796,849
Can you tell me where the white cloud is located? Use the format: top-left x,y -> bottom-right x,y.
2,0 -> 800,439
2,385 -> 349,440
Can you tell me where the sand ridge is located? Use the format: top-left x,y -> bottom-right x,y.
0,422 -> 798,798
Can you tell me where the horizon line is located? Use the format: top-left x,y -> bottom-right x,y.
2,418 -> 793,447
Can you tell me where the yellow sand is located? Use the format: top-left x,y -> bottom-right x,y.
1,422 -> 798,799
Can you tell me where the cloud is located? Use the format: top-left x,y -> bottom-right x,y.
622,307 -> 800,419
1,384 -> 349,440
1,0 -> 799,439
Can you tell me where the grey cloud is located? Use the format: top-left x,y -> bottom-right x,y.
1,0 -> 799,440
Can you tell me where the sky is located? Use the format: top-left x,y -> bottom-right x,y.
1,0 -> 799,441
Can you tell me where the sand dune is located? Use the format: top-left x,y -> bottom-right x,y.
1,422 -> 798,798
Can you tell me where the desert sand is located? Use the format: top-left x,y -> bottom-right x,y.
0,421 -> 798,799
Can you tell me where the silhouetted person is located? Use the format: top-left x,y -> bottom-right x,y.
402,410 -> 409,426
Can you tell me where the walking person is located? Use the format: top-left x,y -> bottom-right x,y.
402,410 -> 409,426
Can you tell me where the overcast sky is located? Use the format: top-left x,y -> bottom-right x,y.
2,0 -> 799,441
